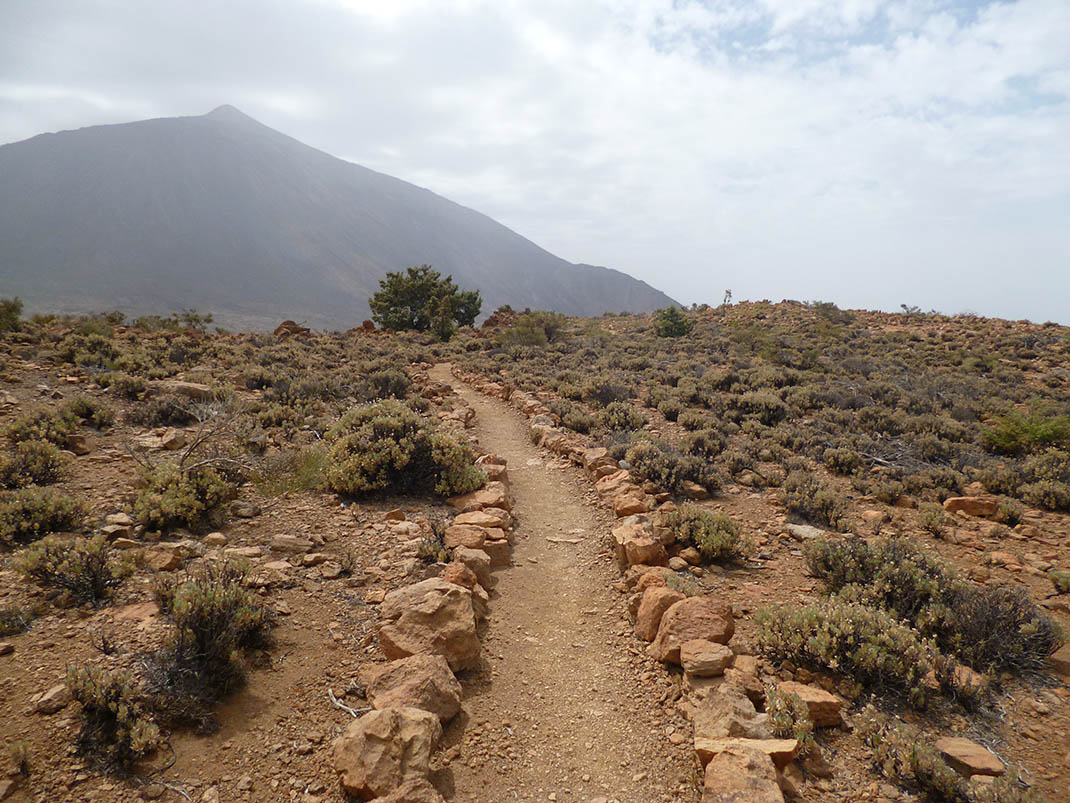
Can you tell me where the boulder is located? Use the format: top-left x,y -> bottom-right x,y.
378,579 -> 481,671
612,523 -> 668,569
270,534 -> 313,553
696,737 -> 799,770
32,683 -> 72,714
776,681 -> 842,728
446,482 -> 513,513
440,562 -> 478,590
451,546 -> 493,590
454,509 -> 512,530
649,597 -> 735,664
681,480 -> 709,500
681,640 -> 734,677
934,737 -> 1005,777
595,469 -> 634,498
373,778 -> 445,803
144,549 -> 182,572
701,744 -> 785,803
443,525 -> 488,550
363,655 -> 462,722
332,707 -> 442,800
613,491 -> 652,517
156,380 -> 213,402
481,539 -> 511,568
635,586 -> 685,641
943,497 -> 999,518
693,687 -> 771,741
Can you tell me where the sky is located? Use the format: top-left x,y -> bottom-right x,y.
1,0 -> 1068,322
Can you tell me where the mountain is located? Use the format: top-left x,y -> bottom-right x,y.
0,105 -> 677,330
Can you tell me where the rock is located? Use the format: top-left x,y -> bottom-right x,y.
679,546 -> 703,565
787,524 -> 825,542
0,643 -> 13,656
443,525 -> 488,550
649,597 -> 735,664
446,482 -> 512,513
100,523 -> 132,540
66,433 -> 91,455
776,681 -> 842,727
378,579 -> 481,671
934,737 -> 1005,777
202,532 -> 228,546
105,512 -> 134,526
612,523 -> 668,568
681,480 -> 709,500
635,587 -> 686,641
160,427 -> 186,450
230,501 -> 261,518
681,640 -> 734,677
0,779 -> 15,801
441,561 -> 479,590
373,778 -> 445,803
270,534 -> 314,553
701,744 -> 785,803
668,556 -> 689,571
481,463 -> 508,482
693,687 -> 771,741
332,707 -> 442,800
451,546 -> 493,590
144,549 -> 182,572
384,509 -> 407,522
481,539 -> 511,568
613,491 -> 652,517
156,380 -> 213,402
226,546 -> 263,558
32,683 -> 72,714
696,737 -> 800,770
320,561 -> 344,579
1049,642 -> 1070,677
453,509 -> 512,530
363,654 -> 462,722
595,469 -> 634,497
943,497 -> 999,518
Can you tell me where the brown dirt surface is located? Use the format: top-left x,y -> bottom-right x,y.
429,364 -> 700,803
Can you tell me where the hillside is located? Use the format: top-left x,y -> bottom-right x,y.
0,106 -> 676,330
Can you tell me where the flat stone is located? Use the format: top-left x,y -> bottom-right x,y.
777,681 -> 842,727
681,640 -> 734,677
696,737 -> 800,770
934,737 -> 1004,777
701,744 -> 785,803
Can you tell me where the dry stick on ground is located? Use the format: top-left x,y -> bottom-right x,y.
327,688 -> 369,718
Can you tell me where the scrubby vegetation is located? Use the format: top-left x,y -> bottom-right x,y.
16,535 -> 130,606
66,666 -> 161,774
665,505 -> 748,563
0,486 -> 85,546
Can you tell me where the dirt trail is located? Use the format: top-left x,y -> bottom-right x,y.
430,365 -> 698,803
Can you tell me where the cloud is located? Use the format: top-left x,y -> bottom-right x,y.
1,0 -> 1068,320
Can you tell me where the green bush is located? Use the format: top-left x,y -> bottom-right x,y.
0,440 -> 67,488
805,537 -> 1062,674
325,399 -> 485,497
779,470 -> 849,529
126,394 -> 197,427
15,534 -> 130,606
63,395 -> 114,429
583,377 -> 632,407
1049,570 -> 1070,595
737,391 -> 789,425
0,487 -> 86,546
626,440 -> 720,496
133,463 -> 236,532
67,666 -> 161,774
766,687 -> 815,755
4,409 -> 77,448
666,505 -> 748,563
756,597 -> 939,707
657,398 -> 682,421
981,411 -> 1070,455
918,503 -> 948,537
150,560 -> 272,723
653,306 -> 694,338
548,399 -> 596,434
0,605 -> 32,636
598,401 -> 646,432
0,297 -> 22,332
498,311 -> 568,347
682,428 -> 725,458
98,372 -> 149,400
369,265 -> 481,335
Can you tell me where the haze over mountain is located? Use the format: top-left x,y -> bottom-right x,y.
0,106 -> 676,330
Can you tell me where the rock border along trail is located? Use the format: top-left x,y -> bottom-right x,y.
432,365 -> 700,803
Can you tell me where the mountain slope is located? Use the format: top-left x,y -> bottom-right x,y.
0,105 -> 677,330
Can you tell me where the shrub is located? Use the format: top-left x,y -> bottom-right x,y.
358,368 -> 412,401
666,506 -> 748,563
804,537 -> 1062,674
0,487 -> 85,546
133,463 -> 236,532
598,402 -> 646,432
1050,570 -> 1070,595
0,440 -> 67,488
779,470 -> 849,529
918,503 -> 948,537
756,597 -> 939,708
97,372 -> 149,400
657,398 -> 682,421
67,666 -> 161,774
0,297 -> 22,332
677,409 -> 713,431
4,409 -> 77,448
16,535 -> 130,606
738,391 -> 789,425
626,440 -> 720,495
654,306 -> 694,338
766,687 -> 815,755
369,265 -> 481,334
583,377 -> 632,407
150,560 -> 272,726
824,447 -> 863,475
0,605 -> 32,636
682,428 -> 725,458
498,311 -> 568,348
325,399 -> 485,497
981,411 -> 1070,455
548,399 -> 596,434
126,394 -> 197,427
63,395 -> 114,429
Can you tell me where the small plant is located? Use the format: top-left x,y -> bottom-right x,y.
779,470 -> 849,529
251,446 -> 326,497
666,506 -> 749,563
0,296 -> 23,332
0,439 -> 67,488
766,687 -> 815,755
1050,570 -> 1070,594
626,439 -> 720,496
4,408 -> 77,448
133,462 -> 236,533
127,394 -> 197,427
653,306 -> 694,338
0,487 -> 86,546
0,605 -> 32,636
63,395 -> 114,429
150,560 -> 272,727
918,503 -> 948,537
15,535 -> 130,606
67,665 -> 161,774
9,740 -> 30,777
598,401 -> 646,432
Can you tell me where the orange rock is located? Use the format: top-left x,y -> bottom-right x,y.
635,586 -> 686,641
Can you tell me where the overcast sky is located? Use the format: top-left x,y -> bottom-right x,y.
2,0 -> 1068,322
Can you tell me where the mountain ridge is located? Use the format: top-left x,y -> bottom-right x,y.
0,106 -> 677,330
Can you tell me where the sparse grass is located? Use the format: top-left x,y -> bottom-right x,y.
251,445 -> 327,497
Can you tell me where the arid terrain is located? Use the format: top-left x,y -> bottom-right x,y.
1,301 -> 1069,803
